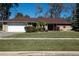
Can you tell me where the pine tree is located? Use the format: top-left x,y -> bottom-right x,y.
72,3 -> 79,31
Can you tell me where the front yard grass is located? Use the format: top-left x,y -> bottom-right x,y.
5,31 -> 79,38
0,40 -> 79,51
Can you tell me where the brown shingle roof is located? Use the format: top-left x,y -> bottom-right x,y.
0,18 -> 71,24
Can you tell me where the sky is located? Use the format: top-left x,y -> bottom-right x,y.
10,3 -> 75,19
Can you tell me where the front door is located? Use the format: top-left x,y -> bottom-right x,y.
48,24 -> 58,31
48,24 -> 53,31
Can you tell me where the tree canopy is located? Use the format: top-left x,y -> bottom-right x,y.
15,13 -> 24,18
0,3 -> 19,20
72,3 -> 79,31
15,12 -> 30,18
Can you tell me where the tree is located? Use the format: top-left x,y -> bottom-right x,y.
15,13 -> 30,18
35,4 -> 43,18
15,13 -> 24,18
72,3 -> 79,31
36,21 -> 47,31
48,3 -> 63,18
35,3 -> 65,18
44,3 -> 75,19
24,15 -> 30,18
63,3 -> 76,20
0,3 -> 19,20
37,16 -> 44,18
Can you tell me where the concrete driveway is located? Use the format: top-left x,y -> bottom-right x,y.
0,31 -> 17,38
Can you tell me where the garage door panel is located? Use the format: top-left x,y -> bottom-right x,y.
8,26 -> 25,32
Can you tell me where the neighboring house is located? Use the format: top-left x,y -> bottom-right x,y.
0,18 -> 72,32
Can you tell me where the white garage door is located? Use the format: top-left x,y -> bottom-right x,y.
8,25 -> 25,32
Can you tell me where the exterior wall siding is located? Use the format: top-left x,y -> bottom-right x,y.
3,23 -> 72,32
57,25 -> 72,31
3,24 -> 8,32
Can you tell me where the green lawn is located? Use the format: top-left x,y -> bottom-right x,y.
2,32 -> 79,51
0,40 -> 79,51
5,31 -> 79,38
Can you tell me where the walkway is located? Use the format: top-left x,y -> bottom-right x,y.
0,38 -> 79,40
0,51 -> 79,56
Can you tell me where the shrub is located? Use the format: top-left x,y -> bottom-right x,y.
24,26 -> 36,32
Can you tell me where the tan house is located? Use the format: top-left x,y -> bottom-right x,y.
0,18 -> 72,32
